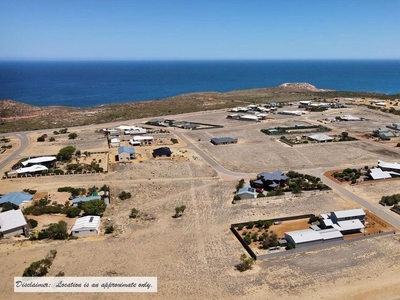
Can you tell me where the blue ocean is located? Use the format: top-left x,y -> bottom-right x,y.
0,60 -> 399,108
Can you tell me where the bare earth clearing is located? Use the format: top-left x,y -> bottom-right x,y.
2,101 -> 400,300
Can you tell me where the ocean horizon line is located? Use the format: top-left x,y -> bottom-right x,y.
1,58 -> 400,63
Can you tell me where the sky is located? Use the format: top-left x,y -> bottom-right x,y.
0,0 -> 399,60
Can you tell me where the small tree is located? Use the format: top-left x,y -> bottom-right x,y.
57,146 -> 76,161
243,235 -> 252,245
236,254 -> 255,272
235,179 -> 245,191
130,207 -> 139,218
174,205 -> 186,218
341,131 -> 349,140
46,221 -> 68,240
105,225 -> 114,234
246,221 -> 254,229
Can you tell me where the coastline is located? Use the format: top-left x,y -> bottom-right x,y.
0,84 -> 399,133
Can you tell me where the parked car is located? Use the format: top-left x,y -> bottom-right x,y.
256,188 -> 264,193
273,220 -> 282,225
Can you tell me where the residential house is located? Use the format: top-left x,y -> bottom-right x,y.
118,146 -> 135,161
252,170 -> 288,191
308,133 -> 334,143
110,137 -> 120,148
21,156 -> 56,168
0,192 -> 33,207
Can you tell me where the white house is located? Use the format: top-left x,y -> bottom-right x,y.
308,133 -> 334,143
118,146 -> 135,161
377,160 -> 400,172
0,209 -> 29,237
71,215 -> 100,237
239,115 -> 259,122
21,156 -> 56,167
329,208 -> 366,223
131,136 -> 154,145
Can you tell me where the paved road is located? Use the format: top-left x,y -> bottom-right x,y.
0,133 -> 29,173
173,130 -> 255,179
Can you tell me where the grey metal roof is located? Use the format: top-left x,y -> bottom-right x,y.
211,137 -> 237,144
285,229 -> 323,244
0,192 -> 33,206
308,133 -> 333,141
332,209 -> 365,219
153,147 -> 172,156
257,170 -> 288,182
237,187 -> 256,195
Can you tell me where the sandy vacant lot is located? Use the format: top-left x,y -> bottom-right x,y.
2,105 -> 400,300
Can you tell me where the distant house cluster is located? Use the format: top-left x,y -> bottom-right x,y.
373,127 -> 400,141
227,104 -> 275,122
103,125 -> 150,147
285,209 -> 366,248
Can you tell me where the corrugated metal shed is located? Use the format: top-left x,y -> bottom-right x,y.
71,215 -> 100,231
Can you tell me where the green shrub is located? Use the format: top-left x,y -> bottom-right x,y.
118,191 -> 132,200
81,199 -> 107,216
244,235 -> 252,245
46,221 -> 68,240
65,207 -> 81,218
105,225 -> 114,234
246,221 -> 254,229
28,219 -> 38,229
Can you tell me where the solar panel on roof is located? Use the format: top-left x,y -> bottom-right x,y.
89,216 -> 94,222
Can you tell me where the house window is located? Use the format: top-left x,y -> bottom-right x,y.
74,231 -> 79,233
